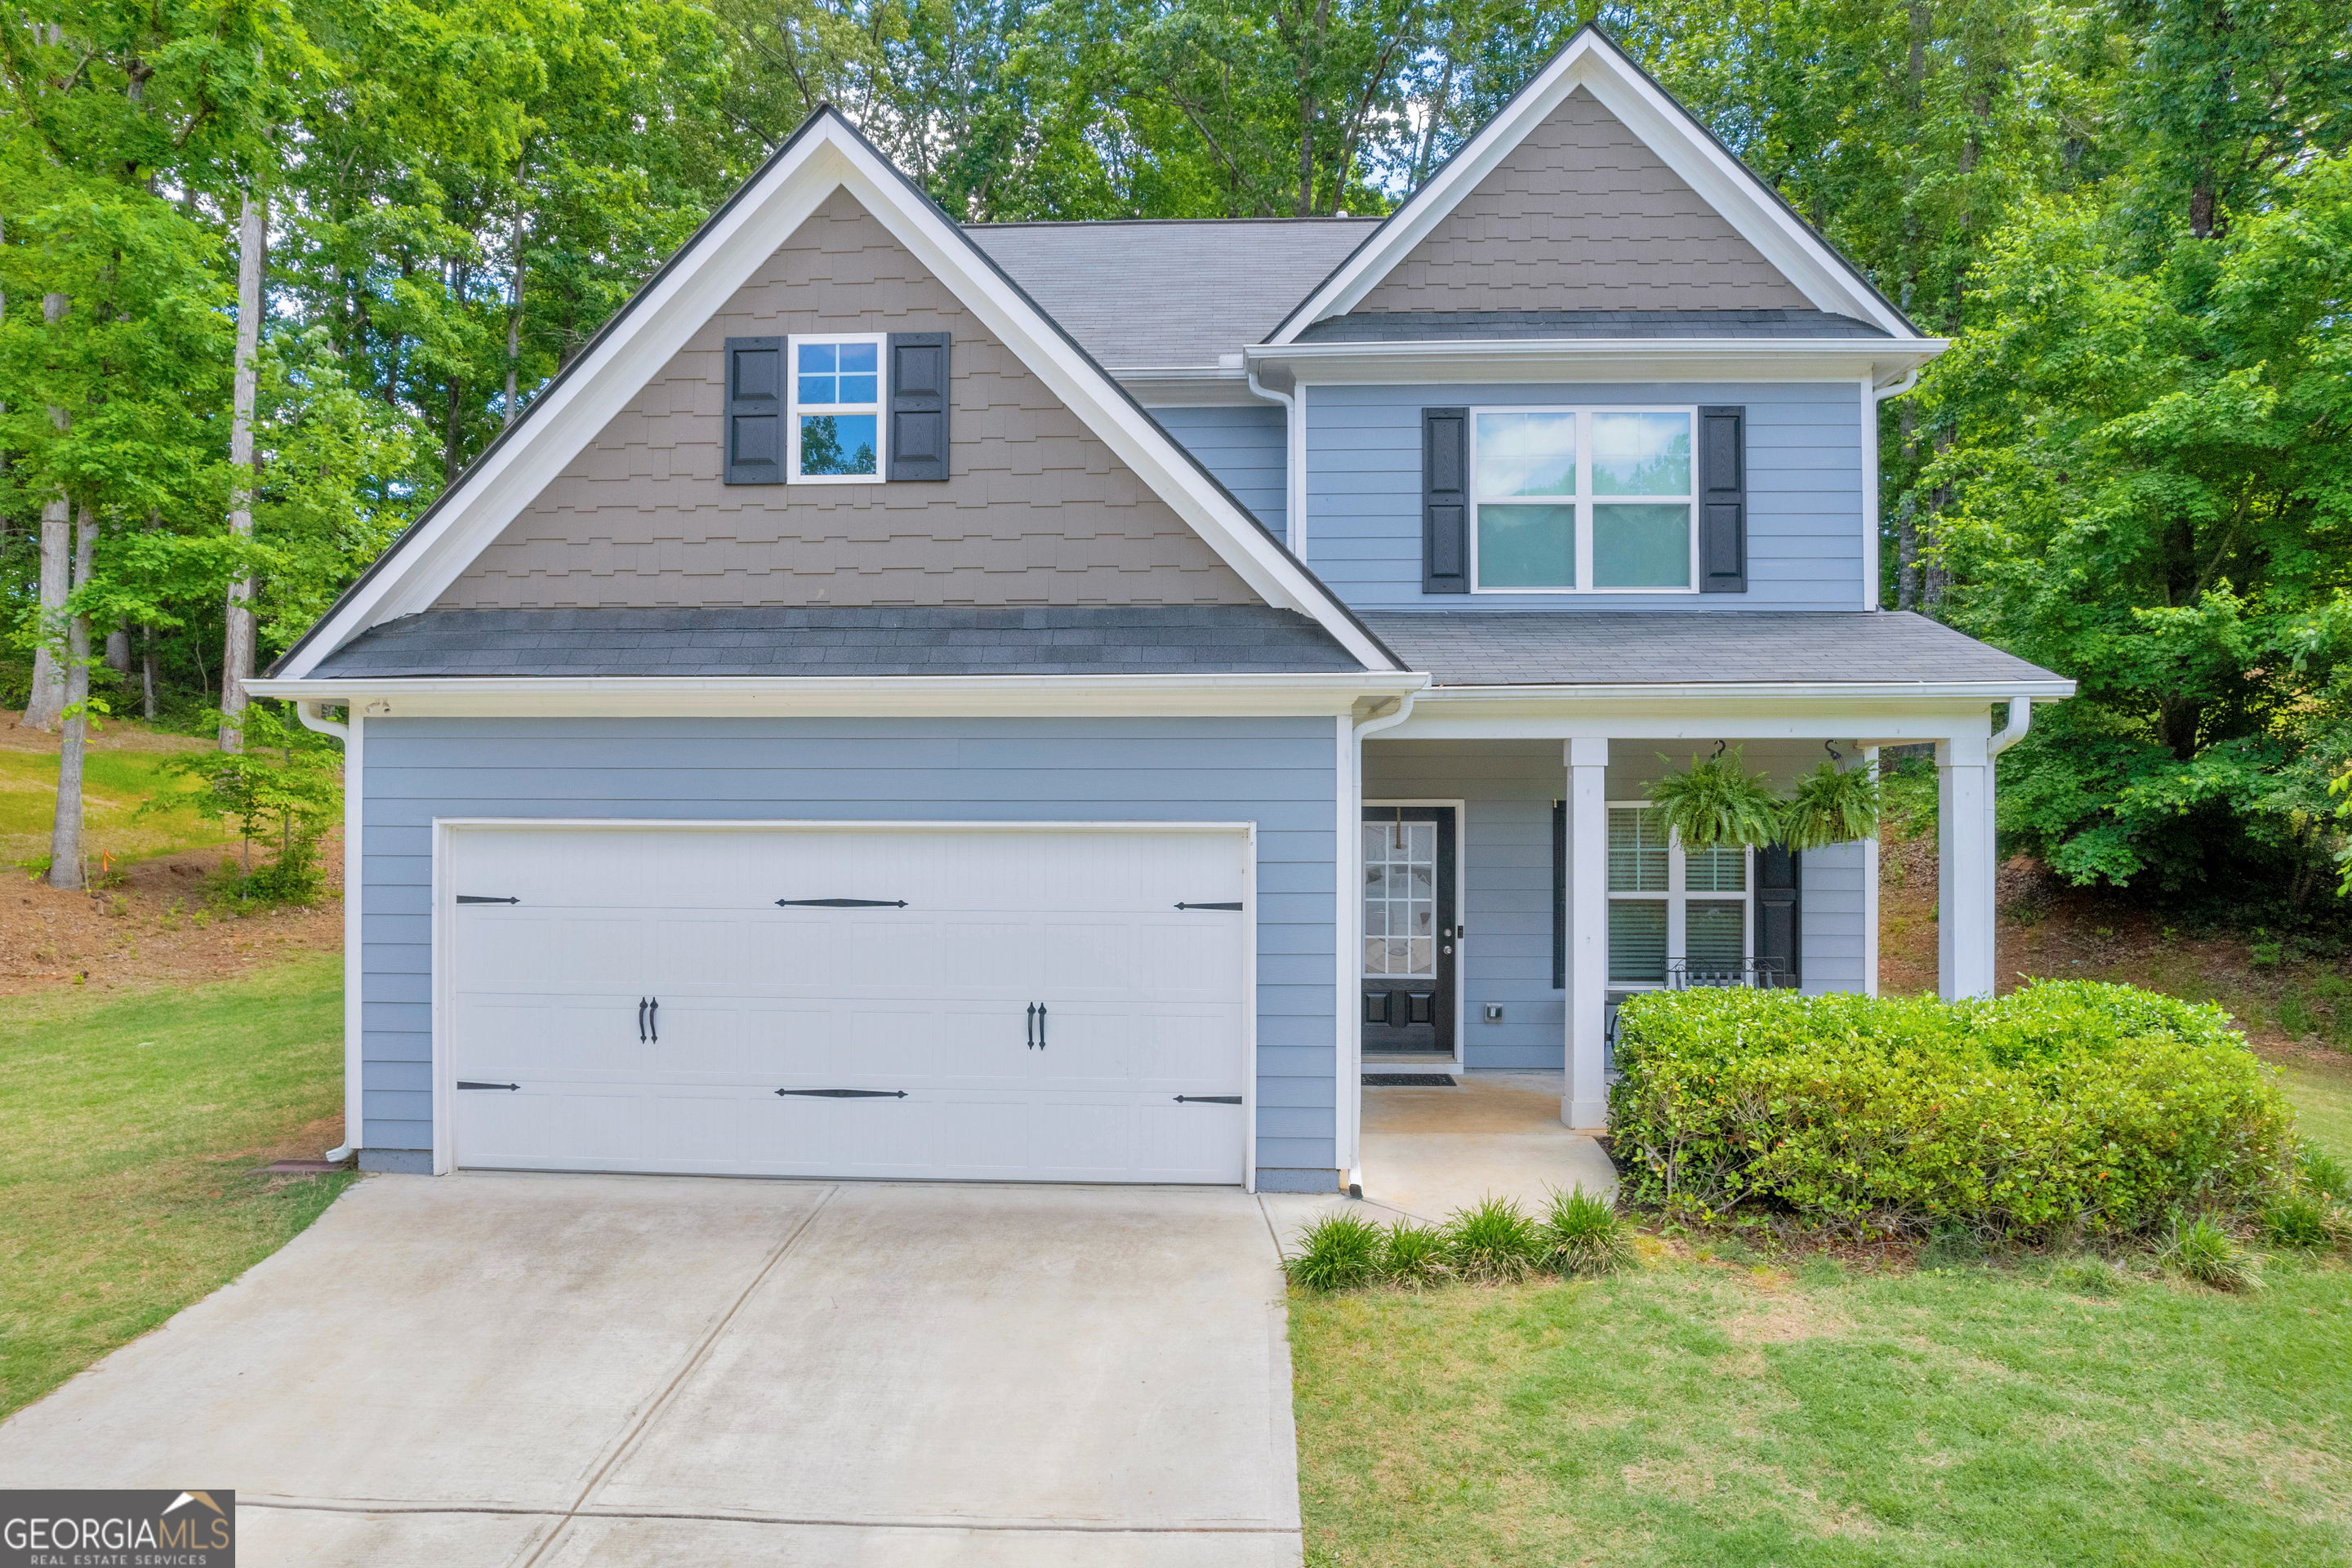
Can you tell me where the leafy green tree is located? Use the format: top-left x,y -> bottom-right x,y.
149,701 -> 343,902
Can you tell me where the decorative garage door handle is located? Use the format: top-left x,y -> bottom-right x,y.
775,1089 -> 909,1098
637,997 -> 659,1043
458,1080 -> 519,1091
1173,1094 -> 1242,1104
457,894 -> 519,905
1174,902 -> 1243,911
775,898 -> 908,908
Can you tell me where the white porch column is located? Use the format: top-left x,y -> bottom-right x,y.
1563,737 -> 1609,1128
1936,728 -> 1995,999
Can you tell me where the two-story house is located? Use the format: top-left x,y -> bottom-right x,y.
252,27 -> 2070,1195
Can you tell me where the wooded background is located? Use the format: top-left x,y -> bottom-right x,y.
1,0 -> 2347,911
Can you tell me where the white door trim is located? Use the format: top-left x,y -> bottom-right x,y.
429,817 -> 1259,1187
1360,799 -> 1468,1069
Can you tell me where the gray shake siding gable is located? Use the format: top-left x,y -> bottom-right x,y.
438,187 -> 1258,610
359,715 -> 1343,1190
1356,86 -> 1813,314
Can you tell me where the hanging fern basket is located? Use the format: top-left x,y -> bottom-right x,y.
1780,761 -> 1882,852
1645,747 -> 1784,851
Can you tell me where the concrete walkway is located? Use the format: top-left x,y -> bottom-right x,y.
0,1174 -> 1304,1567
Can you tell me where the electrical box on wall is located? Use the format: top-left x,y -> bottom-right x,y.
1483,1004 -> 1504,1022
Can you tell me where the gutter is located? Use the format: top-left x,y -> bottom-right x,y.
1244,359 -> 1305,557
1987,694 -> 2033,755
291,698 -> 363,1166
1407,678 -> 2077,704
1340,689 -> 1424,1196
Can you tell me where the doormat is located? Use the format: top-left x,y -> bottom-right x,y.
1361,1072 -> 1455,1087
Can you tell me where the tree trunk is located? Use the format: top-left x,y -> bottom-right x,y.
47,506 -> 96,890
503,251 -> 523,429
220,189 -> 265,755
24,292 -> 72,730
140,626 -> 156,720
104,621 -> 130,673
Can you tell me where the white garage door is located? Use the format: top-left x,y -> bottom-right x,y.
443,824 -> 1250,1183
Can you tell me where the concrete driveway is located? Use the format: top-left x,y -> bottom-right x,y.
0,1174 -> 1303,1566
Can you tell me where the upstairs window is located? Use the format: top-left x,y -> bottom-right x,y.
1471,408 -> 1695,592
790,334 -> 883,481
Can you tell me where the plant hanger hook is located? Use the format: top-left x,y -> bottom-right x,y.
1712,739 -> 1726,760
1824,738 -> 1844,763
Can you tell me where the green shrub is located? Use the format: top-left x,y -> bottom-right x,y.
1285,1213 -> 1384,1293
1442,1197 -> 1547,1283
2159,1217 -> 2264,1291
1542,1185 -> 1635,1278
1609,980 -> 2295,1241
1380,1222 -> 1452,1287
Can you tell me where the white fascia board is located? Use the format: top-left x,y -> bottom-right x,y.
1415,680 -> 2074,703
1121,370 -> 1263,408
244,671 -> 1428,720
1246,337 -> 1945,386
1266,30 -> 1921,345
280,115 -> 1397,679
1385,685 -> 2070,741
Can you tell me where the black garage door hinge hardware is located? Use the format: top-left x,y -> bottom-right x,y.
1174,902 -> 1243,911
775,898 -> 908,908
1173,1094 -> 1243,1104
458,1080 -> 519,1091
776,1088 -> 909,1098
457,895 -> 520,905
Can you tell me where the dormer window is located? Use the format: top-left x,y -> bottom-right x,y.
790,335 -> 884,481
1469,407 -> 1696,593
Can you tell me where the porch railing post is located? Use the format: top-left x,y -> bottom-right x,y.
1563,737 -> 1609,1129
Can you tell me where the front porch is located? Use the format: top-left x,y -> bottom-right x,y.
1341,683 -> 2046,1186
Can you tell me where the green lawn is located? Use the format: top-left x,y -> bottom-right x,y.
0,745 -> 234,871
1292,1066 -> 2352,1568
0,957 -> 353,1419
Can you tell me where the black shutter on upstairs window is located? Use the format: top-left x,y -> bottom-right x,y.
1423,408 -> 1469,594
1552,800 -> 1566,990
724,336 -> 783,484
1698,405 -> 1746,592
886,332 -> 951,482
1755,843 -> 1800,987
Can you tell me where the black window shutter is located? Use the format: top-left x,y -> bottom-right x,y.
886,332 -> 951,482
1552,800 -> 1566,989
1423,408 -> 1469,594
1698,405 -> 1746,592
724,336 -> 783,484
1755,842 -> 1800,987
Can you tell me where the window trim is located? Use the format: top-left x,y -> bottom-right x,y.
1467,404 -> 1700,595
786,332 -> 887,485
1604,800 -> 1753,989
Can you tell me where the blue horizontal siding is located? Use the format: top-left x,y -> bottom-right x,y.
1305,381 -> 1864,612
362,715 -> 1342,1187
1150,403 -> 1287,538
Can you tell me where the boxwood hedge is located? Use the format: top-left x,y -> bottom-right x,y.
1608,981 -> 2294,1239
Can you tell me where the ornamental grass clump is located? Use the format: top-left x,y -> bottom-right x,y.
2159,1216 -> 2265,1291
1380,1222 -> 1453,1287
1442,1196 -> 1548,1283
1543,1185 -> 1635,1277
1285,1213 -> 1385,1293
1609,980 -> 2296,1242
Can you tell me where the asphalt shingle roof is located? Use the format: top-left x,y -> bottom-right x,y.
1360,611 -> 2067,688
1294,309 -> 1892,342
965,218 -> 1382,371
309,605 -> 1370,679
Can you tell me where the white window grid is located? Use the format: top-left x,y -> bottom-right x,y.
786,332 -> 886,485
1361,819 -> 1438,978
1604,802 -> 1752,989
1468,405 -> 1699,595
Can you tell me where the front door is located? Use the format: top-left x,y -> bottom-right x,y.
1361,806 -> 1456,1058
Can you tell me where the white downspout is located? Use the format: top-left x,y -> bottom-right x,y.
1245,360 -> 1305,557
295,697 -> 363,1165
1342,689 -> 1422,1196
1987,695 -> 2032,756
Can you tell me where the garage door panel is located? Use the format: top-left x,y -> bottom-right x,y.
448,826 -> 1249,1183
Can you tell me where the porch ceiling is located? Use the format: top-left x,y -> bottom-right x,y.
1361,610 -> 2067,692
